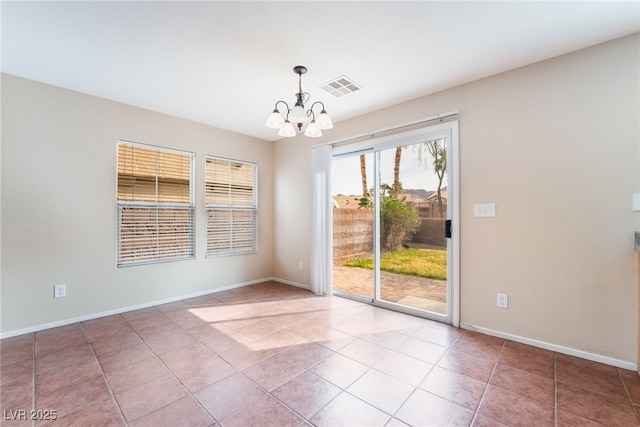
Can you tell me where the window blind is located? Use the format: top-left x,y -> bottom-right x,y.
117,142 -> 194,266
205,156 -> 257,256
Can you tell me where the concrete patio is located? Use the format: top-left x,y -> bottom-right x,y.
333,266 -> 448,314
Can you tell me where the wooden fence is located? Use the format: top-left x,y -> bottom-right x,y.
333,209 -> 374,259
333,209 -> 446,259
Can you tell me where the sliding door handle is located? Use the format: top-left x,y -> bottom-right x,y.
445,220 -> 452,238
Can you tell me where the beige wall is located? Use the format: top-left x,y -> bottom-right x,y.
273,34 -> 640,364
1,74 -> 273,333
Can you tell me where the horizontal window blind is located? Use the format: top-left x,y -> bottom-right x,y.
117,142 -> 194,266
118,206 -> 194,264
206,156 -> 257,256
118,144 -> 192,203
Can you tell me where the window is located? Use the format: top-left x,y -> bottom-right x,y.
117,141 -> 194,266
206,156 -> 257,256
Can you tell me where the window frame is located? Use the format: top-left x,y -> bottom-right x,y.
205,155 -> 258,257
116,140 -> 195,267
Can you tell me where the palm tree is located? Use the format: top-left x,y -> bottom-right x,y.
359,154 -> 368,197
392,146 -> 402,196
426,139 -> 447,217
413,139 -> 447,217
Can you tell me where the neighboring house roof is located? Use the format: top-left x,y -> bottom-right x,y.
333,196 -> 364,209
425,190 -> 448,201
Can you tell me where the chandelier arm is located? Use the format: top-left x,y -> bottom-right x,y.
309,101 -> 326,113
274,100 -> 290,115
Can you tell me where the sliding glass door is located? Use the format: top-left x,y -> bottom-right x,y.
332,151 -> 374,301
331,123 -> 457,323
377,140 -> 449,317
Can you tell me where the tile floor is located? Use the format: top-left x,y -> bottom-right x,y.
1,281 -> 639,426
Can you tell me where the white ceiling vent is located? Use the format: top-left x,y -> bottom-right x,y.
320,75 -> 361,97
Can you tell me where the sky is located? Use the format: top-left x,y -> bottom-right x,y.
332,144 -> 447,196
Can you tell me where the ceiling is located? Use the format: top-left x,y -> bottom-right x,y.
2,1 -> 638,142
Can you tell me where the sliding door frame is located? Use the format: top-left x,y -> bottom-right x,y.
332,120 -> 460,326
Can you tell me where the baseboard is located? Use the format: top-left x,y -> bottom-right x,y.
271,277 -> 311,291
460,322 -> 637,371
0,277 -> 275,340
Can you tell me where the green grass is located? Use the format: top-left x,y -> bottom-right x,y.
343,248 -> 447,280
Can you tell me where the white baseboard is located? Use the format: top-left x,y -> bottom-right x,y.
271,277 -> 311,291
0,277 -> 275,340
460,322 -> 637,371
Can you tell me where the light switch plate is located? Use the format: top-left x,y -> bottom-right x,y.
633,194 -> 640,211
474,203 -> 496,217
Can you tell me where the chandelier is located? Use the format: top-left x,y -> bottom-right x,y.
265,65 -> 333,138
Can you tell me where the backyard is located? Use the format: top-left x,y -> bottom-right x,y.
333,247 -> 448,313
342,247 -> 446,280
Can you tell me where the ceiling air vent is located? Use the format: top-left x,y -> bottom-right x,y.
320,75 -> 361,97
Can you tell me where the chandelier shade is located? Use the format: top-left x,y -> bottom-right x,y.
278,120 -> 296,137
266,65 -> 333,138
265,109 -> 285,129
304,120 -> 322,137
316,110 -> 333,129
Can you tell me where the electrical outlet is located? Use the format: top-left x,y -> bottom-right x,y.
298,261 -> 303,270
54,284 -> 66,299
497,293 -> 508,308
